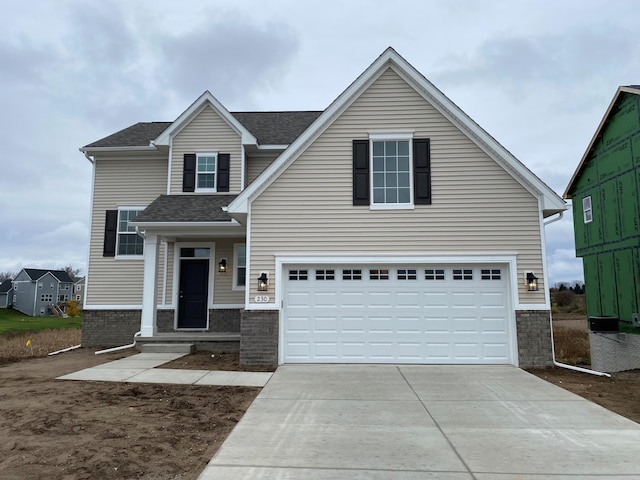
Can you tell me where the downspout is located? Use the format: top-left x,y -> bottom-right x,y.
95,331 -> 142,355
543,211 -> 611,377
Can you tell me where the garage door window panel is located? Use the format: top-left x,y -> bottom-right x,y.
316,269 -> 335,280
397,269 -> 417,280
481,269 -> 501,280
370,269 -> 389,280
425,269 -> 445,280
289,270 -> 308,280
453,269 -> 473,280
342,269 -> 362,280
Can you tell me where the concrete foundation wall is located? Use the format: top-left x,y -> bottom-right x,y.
516,310 -> 553,368
590,332 -> 640,373
240,310 -> 279,368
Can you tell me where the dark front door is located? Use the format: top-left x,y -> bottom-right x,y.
178,259 -> 209,329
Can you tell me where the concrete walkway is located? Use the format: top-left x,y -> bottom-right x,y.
199,364 -> 640,479
57,352 -> 272,387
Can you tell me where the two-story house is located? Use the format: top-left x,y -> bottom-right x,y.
80,48 -> 566,367
12,268 -> 74,316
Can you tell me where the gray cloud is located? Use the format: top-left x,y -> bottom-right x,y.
157,19 -> 299,107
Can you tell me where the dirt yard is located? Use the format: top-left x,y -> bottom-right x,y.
0,348 -> 260,480
2,317 -> 640,479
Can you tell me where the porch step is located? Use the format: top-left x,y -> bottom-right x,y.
139,343 -> 195,354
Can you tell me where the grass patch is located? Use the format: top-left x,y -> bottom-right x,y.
553,326 -> 590,366
0,308 -> 82,334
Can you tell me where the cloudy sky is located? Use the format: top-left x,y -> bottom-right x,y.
1,0 -> 639,285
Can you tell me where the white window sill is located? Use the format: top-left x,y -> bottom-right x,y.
369,203 -> 415,210
114,255 -> 145,260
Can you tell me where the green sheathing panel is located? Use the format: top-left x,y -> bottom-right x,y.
614,249 -> 639,323
583,255 -> 601,317
572,92 -> 640,323
598,252 -> 619,317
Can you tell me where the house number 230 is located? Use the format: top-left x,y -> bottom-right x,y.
254,295 -> 270,303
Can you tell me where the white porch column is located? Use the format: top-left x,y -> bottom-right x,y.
140,234 -> 159,337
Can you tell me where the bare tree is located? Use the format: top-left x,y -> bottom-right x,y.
63,266 -> 83,282
0,271 -> 16,282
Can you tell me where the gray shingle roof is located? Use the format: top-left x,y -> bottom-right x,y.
83,111 -> 322,148
133,195 -> 237,223
231,111 -> 322,144
84,122 -> 172,148
23,269 -> 74,283
0,279 -> 12,293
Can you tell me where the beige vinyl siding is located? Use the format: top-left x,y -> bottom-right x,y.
170,106 -> 243,194
249,68 -> 547,305
212,237 -> 246,304
246,152 -> 280,186
86,154 -> 168,305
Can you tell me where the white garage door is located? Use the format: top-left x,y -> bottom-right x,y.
283,265 -> 513,364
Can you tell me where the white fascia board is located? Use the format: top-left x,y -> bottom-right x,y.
129,220 -> 240,228
274,253 -> 519,264
153,91 -> 257,147
228,52 -> 392,214
257,144 -> 289,150
388,64 -> 566,215
80,146 -> 159,153
228,47 -> 565,216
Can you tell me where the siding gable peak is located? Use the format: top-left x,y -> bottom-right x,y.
227,47 -> 566,218
153,91 -> 257,147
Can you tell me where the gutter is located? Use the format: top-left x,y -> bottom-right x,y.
542,210 -> 611,377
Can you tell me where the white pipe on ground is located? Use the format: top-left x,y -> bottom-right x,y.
95,331 -> 141,355
543,211 -> 611,377
48,344 -> 82,356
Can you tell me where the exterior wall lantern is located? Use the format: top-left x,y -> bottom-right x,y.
258,272 -> 269,292
526,272 -> 538,291
218,258 -> 227,273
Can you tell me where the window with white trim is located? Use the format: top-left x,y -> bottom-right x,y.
75,295 -> 81,301
583,196 -> 593,224
41,294 -> 53,302
233,244 -> 246,289
372,139 -> 411,205
196,153 -> 217,191
117,209 -> 144,256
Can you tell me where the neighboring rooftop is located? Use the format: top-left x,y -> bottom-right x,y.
22,269 -> 74,283
132,195 -> 237,223
0,279 -> 13,293
83,111 -> 323,149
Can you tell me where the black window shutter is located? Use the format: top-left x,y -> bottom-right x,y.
413,138 -> 431,205
103,210 -> 118,257
183,153 -> 196,192
217,153 -> 230,192
353,140 -> 370,205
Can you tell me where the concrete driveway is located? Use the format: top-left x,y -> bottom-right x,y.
199,365 -> 640,479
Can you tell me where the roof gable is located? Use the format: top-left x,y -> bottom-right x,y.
0,279 -> 12,293
564,86 -> 640,198
21,268 -> 73,283
228,47 -> 566,217
153,91 -> 257,147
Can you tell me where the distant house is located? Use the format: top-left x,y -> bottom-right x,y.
0,279 -> 13,308
12,268 -> 74,317
565,86 -> 640,327
73,277 -> 85,306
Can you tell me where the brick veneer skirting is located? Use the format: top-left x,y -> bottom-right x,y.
589,332 -> 640,373
83,308 -> 242,347
240,310 -> 279,368
516,310 -> 553,368
82,310 -> 141,347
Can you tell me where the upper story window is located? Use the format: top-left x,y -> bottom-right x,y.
372,139 -> 411,206
183,153 -> 230,193
583,196 -> 593,224
353,135 -> 431,208
197,153 -> 217,191
117,208 -> 144,257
